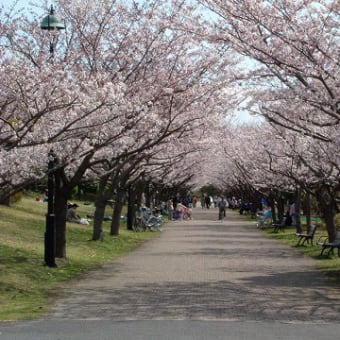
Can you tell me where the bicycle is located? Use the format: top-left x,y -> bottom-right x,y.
132,214 -> 147,232
132,207 -> 163,232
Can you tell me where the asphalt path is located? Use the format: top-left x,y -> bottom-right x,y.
1,208 -> 340,339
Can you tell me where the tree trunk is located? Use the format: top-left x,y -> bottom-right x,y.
145,182 -> 151,208
54,172 -> 69,258
295,187 -> 302,234
0,195 -> 11,206
315,186 -> 337,242
54,194 -> 68,258
92,175 -> 111,241
304,191 -> 312,231
92,198 -> 106,241
135,180 -> 145,208
268,193 -> 276,223
277,195 -> 285,223
127,186 -> 136,231
53,153 -> 94,254
110,193 -> 124,236
322,205 -> 337,242
250,191 -> 262,218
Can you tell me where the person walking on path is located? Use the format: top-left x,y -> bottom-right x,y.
217,196 -> 227,220
204,195 -> 211,209
167,199 -> 174,221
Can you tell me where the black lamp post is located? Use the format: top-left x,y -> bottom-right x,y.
40,5 -> 65,267
44,150 -> 57,267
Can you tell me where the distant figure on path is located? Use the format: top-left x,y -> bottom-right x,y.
218,196 -> 227,220
205,195 -> 211,209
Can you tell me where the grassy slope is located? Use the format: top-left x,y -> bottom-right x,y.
0,194 -> 157,321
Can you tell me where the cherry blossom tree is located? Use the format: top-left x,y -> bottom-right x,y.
197,118 -> 339,238
1,0 -> 236,256
196,0 -> 339,141
189,0 -> 339,237
3,0 -> 337,255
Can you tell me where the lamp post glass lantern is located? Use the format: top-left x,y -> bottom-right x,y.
40,5 -> 65,56
40,5 -> 64,267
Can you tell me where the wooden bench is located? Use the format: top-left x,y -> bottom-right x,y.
317,231 -> 340,257
296,225 -> 317,246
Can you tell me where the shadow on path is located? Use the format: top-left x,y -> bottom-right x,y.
52,208 -> 340,323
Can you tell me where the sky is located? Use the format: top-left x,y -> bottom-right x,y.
1,0 -> 32,9
0,0 -> 44,16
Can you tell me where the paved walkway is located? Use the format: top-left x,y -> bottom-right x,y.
52,208 -> 340,322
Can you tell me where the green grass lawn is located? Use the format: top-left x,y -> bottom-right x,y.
0,194 -> 158,321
